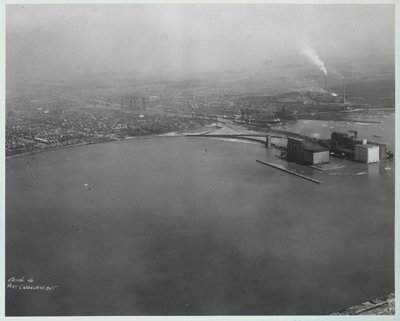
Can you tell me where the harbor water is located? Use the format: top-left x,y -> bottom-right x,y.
6,119 -> 394,315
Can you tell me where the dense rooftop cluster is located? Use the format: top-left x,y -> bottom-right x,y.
6,108 -> 210,156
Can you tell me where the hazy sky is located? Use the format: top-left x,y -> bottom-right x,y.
6,4 -> 395,83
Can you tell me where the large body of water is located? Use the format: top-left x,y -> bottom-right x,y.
6,118 -> 394,316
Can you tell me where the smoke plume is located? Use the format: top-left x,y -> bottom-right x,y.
301,45 -> 327,75
327,68 -> 344,79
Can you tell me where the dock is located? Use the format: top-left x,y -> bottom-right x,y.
256,160 -> 321,184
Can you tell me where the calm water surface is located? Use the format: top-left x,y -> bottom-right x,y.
6,126 -> 394,315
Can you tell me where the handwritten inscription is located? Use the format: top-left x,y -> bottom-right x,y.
7,276 -> 58,291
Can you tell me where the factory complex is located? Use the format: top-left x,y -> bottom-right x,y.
268,130 -> 390,166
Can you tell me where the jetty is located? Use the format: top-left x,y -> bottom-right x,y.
256,160 -> 321,184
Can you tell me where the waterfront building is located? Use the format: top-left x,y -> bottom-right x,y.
287,137 -> 304,163
303,143 -> 330,165
287,137 -> 330,165
355,144 -> 380,163
368,141 -> 388,161
330,131 -> 388,162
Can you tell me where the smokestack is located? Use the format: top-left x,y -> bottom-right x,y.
342,78 -> 346,104
325,75 -> 328,90
133,96 -> 137,110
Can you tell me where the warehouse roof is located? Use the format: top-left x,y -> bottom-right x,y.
303,141 -> 329,152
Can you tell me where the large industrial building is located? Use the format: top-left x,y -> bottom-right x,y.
328,131 -> 388,163
287,137 -> 304,163
287,137 -> 330,165
280,130 -> 388,166
303,144 -> 330,165
355,143 -> 380,163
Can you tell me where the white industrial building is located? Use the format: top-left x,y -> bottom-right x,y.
355,143 -> 380,163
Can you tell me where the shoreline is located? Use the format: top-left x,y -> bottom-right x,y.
6,122 -> 220,160
6,112 -> 394,160
6,122 -> 267,160
6,133 -> 267,160
6,137 -> 118,160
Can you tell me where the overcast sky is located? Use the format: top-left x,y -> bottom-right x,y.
6,4 -> 395,83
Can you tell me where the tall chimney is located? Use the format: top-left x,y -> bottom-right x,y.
133,96 -> 137,110
342,78 -> 346,104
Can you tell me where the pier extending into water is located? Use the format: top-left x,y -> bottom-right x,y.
256,159 -> 321,184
